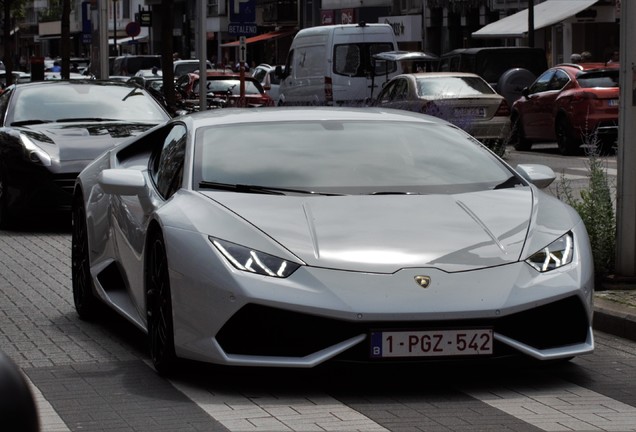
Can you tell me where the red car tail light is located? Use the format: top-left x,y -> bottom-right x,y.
494,99 -> 510,117
571,92 -> 598,103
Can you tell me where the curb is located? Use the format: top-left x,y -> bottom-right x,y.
593,297 -> 636,342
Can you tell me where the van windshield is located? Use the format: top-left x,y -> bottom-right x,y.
333,43 -> 396,77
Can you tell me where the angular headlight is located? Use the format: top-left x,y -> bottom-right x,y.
21,134 -> 52,166
210,237 -> 301,278
526,233 -> 573,272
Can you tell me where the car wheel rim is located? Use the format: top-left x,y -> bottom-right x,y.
147,235 -> 174,370
556,119 -> 572,154
71,202 -> 92,312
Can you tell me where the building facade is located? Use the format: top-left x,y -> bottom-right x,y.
0,0 -> 620,76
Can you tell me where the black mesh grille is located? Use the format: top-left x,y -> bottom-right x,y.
216,296 -> 589,359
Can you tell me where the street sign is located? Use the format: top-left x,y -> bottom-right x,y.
126,21 -> 141,38
230,0 -> 255,22
228,23 -> 257,36
239,36 -> 247,62
138,11 -> 152,27
228,0 -> 257,36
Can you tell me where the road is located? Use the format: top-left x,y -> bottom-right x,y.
1,144 -> 633,432
504,143 -> 617,202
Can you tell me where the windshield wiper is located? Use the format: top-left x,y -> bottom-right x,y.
55,117 -> 119,123
199,181 -> 338,196
122,88 -> 143,101
11,120 -> 53,126
369,191 -> 418,195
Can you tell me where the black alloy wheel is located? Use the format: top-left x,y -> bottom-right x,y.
146,231 -> 177,375
510,116 -> 531,151
555,116 -> 579,156
0,166 -> 14,229
71,194 -> 100,319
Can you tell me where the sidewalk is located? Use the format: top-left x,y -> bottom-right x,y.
594,288 -> 636,342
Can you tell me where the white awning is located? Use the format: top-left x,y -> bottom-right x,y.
472,0 -> 598,38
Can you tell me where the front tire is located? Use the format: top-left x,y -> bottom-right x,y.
0,166 -> 15,230
510,116 -> 531,151
71,194 -> 100,319
146,231 -> 177,375
555,116 -> 580,156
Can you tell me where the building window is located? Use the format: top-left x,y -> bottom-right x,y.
208,0 -> 219,17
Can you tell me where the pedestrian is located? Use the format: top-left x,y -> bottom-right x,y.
173,52 -> 181,61
570,53 -> 582,63
51,61 -> 61,72
607,50 -> 619,64
581,51 -> 592,62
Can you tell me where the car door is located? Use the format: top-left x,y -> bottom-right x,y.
111,123 -> 188,316
374,78 -> 411,111
518,69 -> 557,141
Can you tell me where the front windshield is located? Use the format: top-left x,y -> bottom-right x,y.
9,83 -> 168,125
194,120 -> 516,195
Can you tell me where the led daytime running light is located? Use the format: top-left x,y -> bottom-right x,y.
211,238 -> 300,278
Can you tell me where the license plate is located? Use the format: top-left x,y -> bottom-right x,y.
453,107 -> 486,118
608,99 -> 619,106
370,329 -> 493,358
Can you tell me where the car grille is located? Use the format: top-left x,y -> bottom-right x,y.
216,296 -> 589,359
53,173 -> 79,197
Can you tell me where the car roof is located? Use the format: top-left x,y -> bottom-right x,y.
186,107 -> 447,130
400,72 -> 484,79
11,79 -> 137,89
555,62 -> 619,71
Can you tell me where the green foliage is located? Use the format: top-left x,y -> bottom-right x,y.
38,0 -> 62,22
554,149 -> 616,279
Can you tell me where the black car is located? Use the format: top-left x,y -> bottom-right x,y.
0,80 -> 171,228
438,47 -> 549,106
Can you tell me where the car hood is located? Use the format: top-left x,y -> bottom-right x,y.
18,122 -> 157,163
202,187 -> 547,273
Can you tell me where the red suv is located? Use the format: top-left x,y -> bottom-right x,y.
175,71 -> 274,110
510,63 -> 619,155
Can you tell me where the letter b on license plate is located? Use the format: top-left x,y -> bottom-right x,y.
370,329 -> 493,358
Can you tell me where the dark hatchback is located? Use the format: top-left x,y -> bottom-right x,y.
0,80 -> 171,228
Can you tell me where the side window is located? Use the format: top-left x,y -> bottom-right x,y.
175,75 -> 190,96
377,81 -> 397,104
393,79 -> 409,101
153,124 -> 187,200
550,69 -> 570,91
0,87 -> 12,124
335,44 -> 361,76
284,49 -> 294,78
295,46 -> 323,78
529,70 -> 555,94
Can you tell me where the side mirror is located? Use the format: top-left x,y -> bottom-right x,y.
515,164 -> 556,189
275,65 -> 286,79
98,169 -> 146,196
521,87 -> 530,98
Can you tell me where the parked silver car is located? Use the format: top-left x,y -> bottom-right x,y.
72,107 -> 593,375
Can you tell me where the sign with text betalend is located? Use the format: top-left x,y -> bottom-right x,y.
228,0 -> 257,36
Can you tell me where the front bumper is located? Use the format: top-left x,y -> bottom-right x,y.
168,232 -> 594,367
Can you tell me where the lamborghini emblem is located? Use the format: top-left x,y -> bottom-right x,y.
414,275 -> 431,288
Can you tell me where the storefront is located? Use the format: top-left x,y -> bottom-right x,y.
472,0 -> 619,66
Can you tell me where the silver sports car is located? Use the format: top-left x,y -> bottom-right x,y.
72,107 -> 594,374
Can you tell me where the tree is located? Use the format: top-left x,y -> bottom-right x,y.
1,0 -> 25,86
61,0 -> 70,79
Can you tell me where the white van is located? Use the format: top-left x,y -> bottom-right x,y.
277,22 -> 399,106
